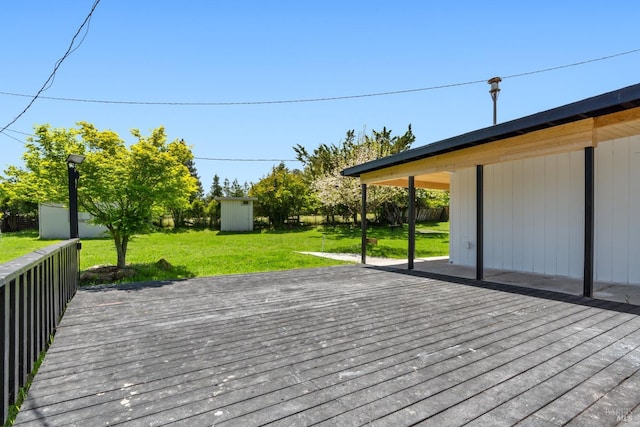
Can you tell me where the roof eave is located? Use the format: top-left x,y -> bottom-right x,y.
342,83 -> 640,177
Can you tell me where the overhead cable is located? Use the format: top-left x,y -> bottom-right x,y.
194,157 -> 299,162
0,0 -> 101,134
0,47 -> 638,107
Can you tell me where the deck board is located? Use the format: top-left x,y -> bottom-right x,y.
14,265 -> 640,426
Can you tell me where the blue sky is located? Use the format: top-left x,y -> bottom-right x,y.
1,1 -> 639,191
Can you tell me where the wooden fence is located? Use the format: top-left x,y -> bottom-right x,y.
0,239 -> 80,424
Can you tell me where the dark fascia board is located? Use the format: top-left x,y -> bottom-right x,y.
343,83 -> 640,177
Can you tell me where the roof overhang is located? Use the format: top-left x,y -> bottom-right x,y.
342,83 -> 640,189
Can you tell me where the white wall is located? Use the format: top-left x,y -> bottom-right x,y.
220,200 -> 254,232
450,151 -> 585,278
451,139 -> 640,285
595,135 -> 640,284
449,167 -> 476,267
39,203 -> 108,239
483,152 -> 585,277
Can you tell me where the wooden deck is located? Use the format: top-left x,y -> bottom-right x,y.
13,265 -> 640,426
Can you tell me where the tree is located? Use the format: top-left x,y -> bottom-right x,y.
222,178 -> 231,197
205,198 -> 219,229
1,123 -> 197,268
207,174 -> 223,201
295,125 -> 415,224
230,179 -> 245,197
0,171 -> 39,231
170,139 -> 204,228
249,163 -> 309,227
205,174 -> 223,228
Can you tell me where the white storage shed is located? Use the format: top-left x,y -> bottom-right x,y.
39,203 -> 108,239
215,197 -> 258,232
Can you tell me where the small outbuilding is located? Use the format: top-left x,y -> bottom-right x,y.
215,197 -> 258,232
39,203 -> 108,239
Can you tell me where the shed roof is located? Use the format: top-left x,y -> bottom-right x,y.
214,197 -> 258,201
342,83 -> 640,183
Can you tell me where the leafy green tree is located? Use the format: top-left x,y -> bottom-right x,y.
419,189 -> 450,209
189,198 -> 207,228
249,163 -> 309,227
205,198 -> 219,229
1,122 -> 197,268
0,173 -> 39,231
170,140 -> 204,228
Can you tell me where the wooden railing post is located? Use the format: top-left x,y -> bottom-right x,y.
0,239 -> 80,424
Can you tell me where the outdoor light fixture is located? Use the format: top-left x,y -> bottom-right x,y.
488,76 -> 502,125
66,153 -> 85,239
66,153 -> 86,166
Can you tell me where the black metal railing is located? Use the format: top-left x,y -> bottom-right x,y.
1,239 -> 80,424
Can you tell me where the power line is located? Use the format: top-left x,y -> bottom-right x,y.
503,48 -> 640,79
3,128 -> 33,136
195,157 -> 299,162
0,130 -> 27,145
0,0 -> 101,134
0,47 -> 638,107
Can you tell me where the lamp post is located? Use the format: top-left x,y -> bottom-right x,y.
66,154 -> 85,239
488,76 -> 502,125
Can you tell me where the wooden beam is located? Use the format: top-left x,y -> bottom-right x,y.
365,177 -> 450,190
361,172 -> 451,188
360,119 -> 595,184
594,106 -> 640,128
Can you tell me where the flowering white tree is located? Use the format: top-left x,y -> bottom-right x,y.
298,126 -> 414,224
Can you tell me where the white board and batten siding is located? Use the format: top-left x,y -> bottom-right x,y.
595,135 -> 640,284
450,135 -> 640,285
216,197 -> 257,232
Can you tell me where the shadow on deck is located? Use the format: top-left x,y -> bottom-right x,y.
14,265 -> 640,426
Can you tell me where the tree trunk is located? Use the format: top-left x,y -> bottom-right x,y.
112,231 -> 129,269
117,236 -> 129,268
171,208 -> 184,228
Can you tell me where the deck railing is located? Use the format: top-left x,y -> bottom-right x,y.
1,239 -> 80,424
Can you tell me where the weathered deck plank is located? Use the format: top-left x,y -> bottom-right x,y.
13,265 -> 640,426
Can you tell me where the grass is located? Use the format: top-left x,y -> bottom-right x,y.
0,230 -> 61,262
3,338 -> 50,427
323,222 -> 449,259
0,222 -> 449,284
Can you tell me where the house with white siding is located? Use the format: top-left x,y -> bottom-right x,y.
343,83 -> 640,296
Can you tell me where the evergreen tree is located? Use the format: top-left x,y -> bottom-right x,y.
184,157 -> 204,201
222,178 -> 231,197
207,174 -> 223,201
230,179 -> 245,197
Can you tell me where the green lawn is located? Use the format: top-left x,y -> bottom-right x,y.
0,231 -> 62,262
0,223 -> 449,284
